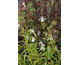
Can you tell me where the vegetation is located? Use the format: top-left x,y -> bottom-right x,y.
18,0 -> 61,65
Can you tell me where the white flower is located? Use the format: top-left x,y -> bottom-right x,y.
32,37 -> 35,42
40,46 -> 45,51
22,2 -> 26,7
30,29 -> 35,34
39,41 -> 45,46
39,41 -> 41,45
39,16 -> 45,22
22,2 -> 25,5
39,41 -> 45,51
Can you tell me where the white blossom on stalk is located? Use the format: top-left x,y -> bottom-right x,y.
39,41 -> 45,51
39,41 -> 45,46
40,46 -> 45,51
32,37 -> 35,42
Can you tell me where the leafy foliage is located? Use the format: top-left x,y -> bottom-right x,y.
18,0 -> 61,65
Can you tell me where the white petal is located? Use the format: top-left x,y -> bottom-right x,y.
41,19 -> 44,22
40,46 -> 45,51
39,41 -> 41,44
39,16 -> 45,22
41,43 -> 45,46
